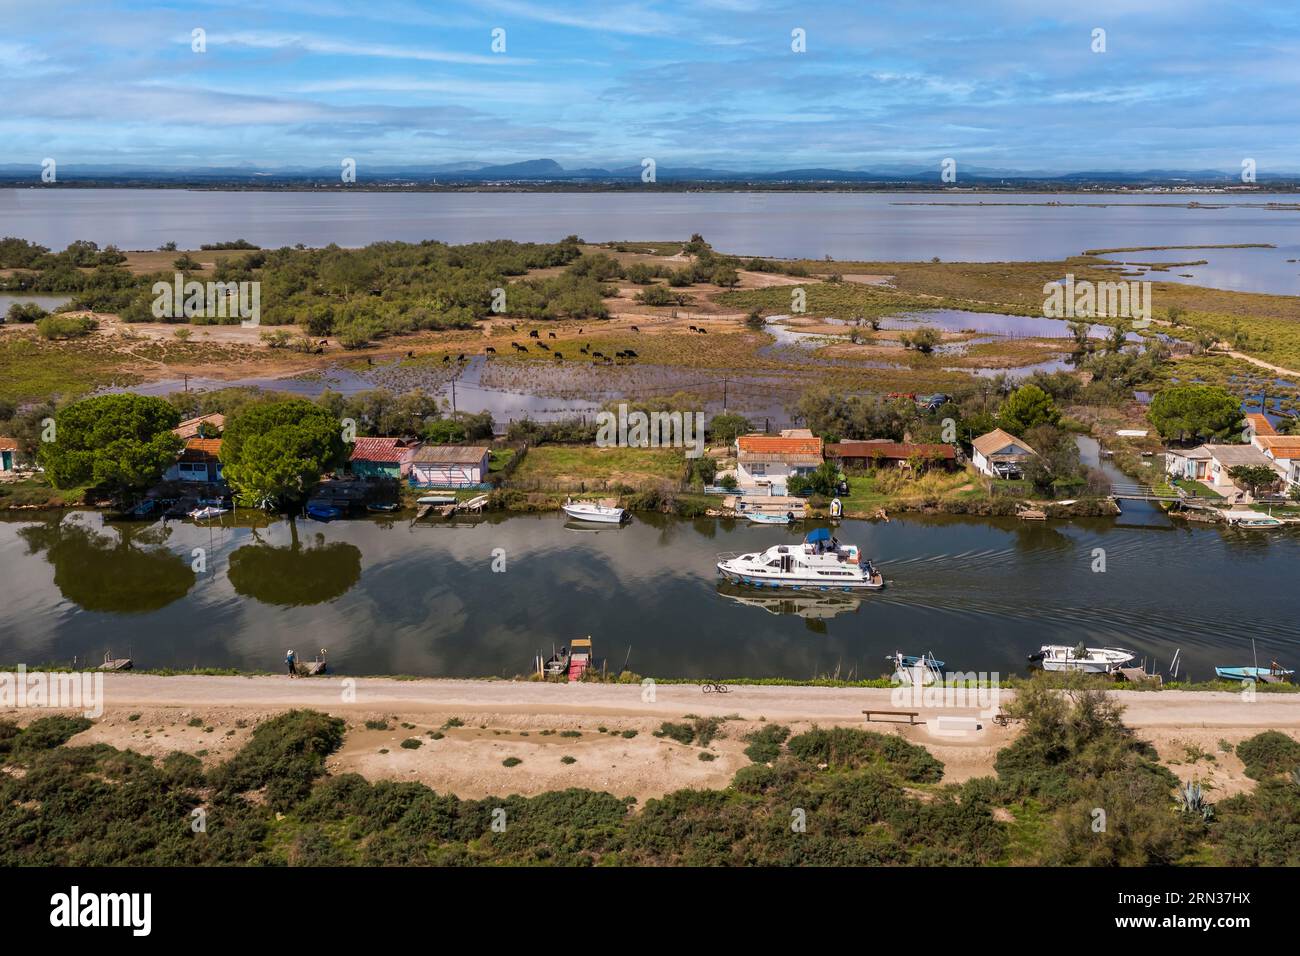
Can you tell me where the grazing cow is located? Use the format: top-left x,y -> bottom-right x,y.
538,342 -> 550,351
697,327 -> 707,334
592,351 -> 604,359
510,324 -> 517,332
578,328 -> 583,334
457,353 -> 465,362
442,355 -> 451,364
366,357 -> 373,366
554,352 -> 563,360
485,346 -> 496,354
529,329 -> 539,338
623,348 -> 638,358
630,325 -> 640,332
579,346 -> 588,354
689,325 -> 697,332
407,351 -> 414,358
548,331 -> 556,339
518,344 -> 529,353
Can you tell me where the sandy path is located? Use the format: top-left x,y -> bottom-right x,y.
7,675 -> 1295,801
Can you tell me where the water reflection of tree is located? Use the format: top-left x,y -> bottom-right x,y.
227,520 -> 361,606
19,516 -> 195,613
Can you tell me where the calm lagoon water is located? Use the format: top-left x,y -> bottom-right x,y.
4,189 -> 1300,293
1,509 -> 1296,681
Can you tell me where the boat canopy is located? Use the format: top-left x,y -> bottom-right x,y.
805,528 -> 831,544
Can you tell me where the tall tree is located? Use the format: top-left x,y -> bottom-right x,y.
221,400 -> 347,507
38,394 -> 181,493
1147,385 -> 1243,443
999,384 -> 1061,435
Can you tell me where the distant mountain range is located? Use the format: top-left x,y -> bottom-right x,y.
2,158 -> 1298,188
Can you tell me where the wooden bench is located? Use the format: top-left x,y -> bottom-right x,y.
862,709 -> 921,725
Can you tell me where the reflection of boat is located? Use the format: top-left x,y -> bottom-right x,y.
1224,510 -> 1284,528
305,502 -> 343,522
188,506 -> 229,521
366,501 -> 400,513
715,582 -> 862,619
889,651 -> 944,685
716,528 -> 884,590
1215,664 -> 1294,683
561,499 -> 625,524
1029,644 -> 1134,674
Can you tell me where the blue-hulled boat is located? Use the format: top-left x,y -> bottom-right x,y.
305,502 -> 343,522
1214,664 -> 1294,684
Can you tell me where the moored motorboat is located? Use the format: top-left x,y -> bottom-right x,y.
188,505 -> 229,521
1224,510 -> 1284,528
1029,644 -> 1135,674
305,502 -> 343,521
561,498 -> 625,524
1215,663 -> 1294,683
746,510 -> 796,525
416,494 -> 457,506
889,651 -> 944,685
716,527 -> 884,590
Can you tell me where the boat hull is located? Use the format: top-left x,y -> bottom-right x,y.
716,564 -> 884,591
561,505 -> 624,524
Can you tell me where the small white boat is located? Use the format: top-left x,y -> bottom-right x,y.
1224,510 -> 1284,528
189,505 -> 229,521
1031,644 -> 1135,674
416,494 -> 457,506
561,499 -> 625,524
889,651 -> 944,686
717,528 -> 884,590
746,510 -> 795,525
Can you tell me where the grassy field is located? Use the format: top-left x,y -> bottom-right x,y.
511,445 -> 685,489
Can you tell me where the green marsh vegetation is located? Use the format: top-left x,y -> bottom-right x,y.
2,688 -> 1298,866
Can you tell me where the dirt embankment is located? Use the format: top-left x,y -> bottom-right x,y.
5,675 -> 1293,802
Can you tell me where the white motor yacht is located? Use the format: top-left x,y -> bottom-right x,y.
716,528 -> 884,590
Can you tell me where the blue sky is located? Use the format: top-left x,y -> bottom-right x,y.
3,0 -> 1299,172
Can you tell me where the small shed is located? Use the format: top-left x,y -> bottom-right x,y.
971,428 -> 1036,477
409,445 -> 491,488
349,437 -> 419,479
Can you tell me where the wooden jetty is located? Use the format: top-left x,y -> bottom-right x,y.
98,652 -> 133,671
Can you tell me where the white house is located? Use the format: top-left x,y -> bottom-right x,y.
1252,435 -> 1300,490
734,434 -> 823,494
1168,443 -> 1278,497
163,438 -> 224,483
971,428 -> 1036,477
409,445 -> 491,487
0,436 -> 16,474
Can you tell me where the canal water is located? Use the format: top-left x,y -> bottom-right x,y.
1,509 -> 1295,681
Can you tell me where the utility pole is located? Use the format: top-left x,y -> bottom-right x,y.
451,373 -> 457,415
722,376 -> 728,414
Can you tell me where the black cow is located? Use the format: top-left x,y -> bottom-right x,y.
529,329 -> 539,338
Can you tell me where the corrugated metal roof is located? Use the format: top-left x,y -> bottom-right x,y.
411,445 -> 490,465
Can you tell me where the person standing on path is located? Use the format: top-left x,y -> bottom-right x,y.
286,649 -> 296,678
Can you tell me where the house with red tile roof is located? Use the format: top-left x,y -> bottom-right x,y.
1243,413 -> 1277,442
172,413 -> 225,440
164,437 -> 224,483
348,437 -> 420,479
734,433 -> 824,493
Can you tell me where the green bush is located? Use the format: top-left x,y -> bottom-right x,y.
787,727 -> 943,783
208,710 -> 344,811
13,715 -> 92,752
1235,731 -> 1300,780
400,738 -> 422,750
743,724 -> 790,763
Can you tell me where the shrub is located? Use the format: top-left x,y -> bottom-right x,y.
400,738 -> 422,750
743,724 -> 790,763
561,756 -> 576,765
36,314 -> 96,340
13,715 -> 92,752
503,757 -> 522,767
1236,731 -> 1300,780
787,727 -> 943,783
209,710 -> 345,811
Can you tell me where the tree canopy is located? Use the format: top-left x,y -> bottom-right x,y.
998,384 -> 1060,435
220,399 -> 347,506
1147,385 -> 1243,443
38,393 -> 182,492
